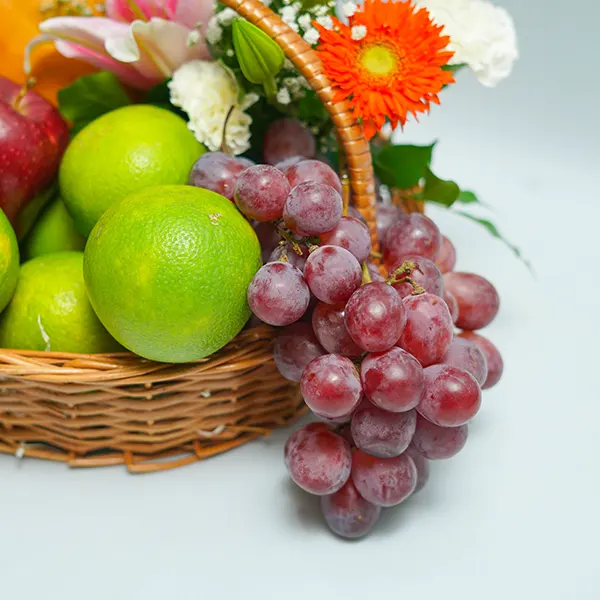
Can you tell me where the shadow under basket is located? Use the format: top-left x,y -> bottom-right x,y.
0,326 -> 304,472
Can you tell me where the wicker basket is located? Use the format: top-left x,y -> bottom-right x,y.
0,0 -> 381,472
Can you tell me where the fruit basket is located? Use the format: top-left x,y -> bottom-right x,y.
0,0 -> 380,471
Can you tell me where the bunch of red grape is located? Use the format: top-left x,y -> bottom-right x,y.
188,118 -> 504,539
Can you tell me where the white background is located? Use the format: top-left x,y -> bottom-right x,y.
1,1 -> 599,598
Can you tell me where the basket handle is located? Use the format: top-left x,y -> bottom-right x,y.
220,0 -> 378,247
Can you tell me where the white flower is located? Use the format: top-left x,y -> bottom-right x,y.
297,13 -> 312,31
351,25 -> 366,40
415,0 -> 518,86
205,17 -> 223,45
303,27 -> 320,45
216,8 -> 238,26
341,2 -> 357,17
280,5 -> 299,31
316,15 -> 334,30
169,61 -> 258,155
186,30 -> 202,47
276,88 -> 291,105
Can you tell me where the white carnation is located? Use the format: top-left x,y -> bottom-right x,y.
169,61 -> 258,155
415,0 -> 518,87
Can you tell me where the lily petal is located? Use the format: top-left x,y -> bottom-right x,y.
174,0 -> 215,30
105,17 -> 209,82
105,0 -> 178,23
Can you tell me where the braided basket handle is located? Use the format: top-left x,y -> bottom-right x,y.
220,0 -> 378,246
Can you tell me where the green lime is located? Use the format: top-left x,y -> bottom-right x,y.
0,252 -> 121,353
59,105 -> 205,236
0,208 -> 19,313
22,196 -> 86,259
84,185 -> 261,363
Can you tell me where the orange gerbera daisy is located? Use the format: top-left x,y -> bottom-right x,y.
314,0 -> 455,140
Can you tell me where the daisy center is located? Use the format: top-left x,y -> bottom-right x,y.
359,44 -> 398,77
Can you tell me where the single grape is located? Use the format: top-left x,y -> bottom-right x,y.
443,290 -> 459,323
314,408 -> 355,425
443,272 -> 500,331
406,447 -> 430,492
383,213 -> 442,267
284,424 -> 351,495
361,347 -> 424,412
269,242 -> 309,271
345,282 -> 406,352
347,205 -> 367,225
312,302 -> 363,358
247,262 -> 310,326
253,221 -> 281,263
419,365 -> 482,427
435,235 -> 457,273
188,151 -> 246,201
274,322 -> 325,382
391,255 -> 444,298
301,354 -> 362,419
376,204 -> 404,247
351,403 -> 417,458
304,246 -> 362,304
398,293 -> 454,367
284,182 -> 343,236
458,331 -> 504,389
234,165 -> 290,221
320,216 -> 373,263
440,337 -> 488,387
411,413 -> 468,460
263,118 -> 316,165
285,159 -> 343,195
237,157 -> 255,168
351,450 -> 417,507
366,261 -> 386,282
321,480 -> 381,539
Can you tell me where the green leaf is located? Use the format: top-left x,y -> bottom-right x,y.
232,18 -> 284,98
453,210 -> 533,272
57,71 -> 131,134
372,143 -> 435,189
455,190 -> 493,210
423,167 -> 460,207
442,64 -> 466,75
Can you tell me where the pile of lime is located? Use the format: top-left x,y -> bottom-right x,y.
0,105 -> 262,362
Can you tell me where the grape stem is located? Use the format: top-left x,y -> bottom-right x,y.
386,259 -> 426,294
274,222 -> 304,255
219,105 -> 236,154
361,262 -> 372,285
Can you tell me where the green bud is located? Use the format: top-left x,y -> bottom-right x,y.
232,18 -> 284,97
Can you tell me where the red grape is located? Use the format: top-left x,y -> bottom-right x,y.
435,235 -> 457,273
320,216 -> 373,263
269,242 -> 309,271
347,205 -> 367,224
283,182 -> 343,236
411,413 -> 468,460
443,272 -> 500,330
285,159 -> 343,195
284,424 -> 351,495
377,204 -> 404,247
406,447 -> 430,492
188,151 -> 246,201
351,450 -> 417,507
312,302 -> 363,357
274,322 -> 325,382
237,157 -> 255,168
344,282 -> 406,352
360,347 -> 424,412
263,118 -> 316,165
234,165 -> 290,221
304,246 -> 362,304
398,293 -> 453,367
366,261 -> 386,282
321,480 -> 381,539
351,403 -> 417,458
253,221 -> 281,263
458,331 -> 504,389
300,354 -> 362,419
443,290 -> 459,323
274,155 -> 304,171
247,262 -> 310,326
440,336 -> 488,387
383,213 -> 442,267
391,255 -> 444,298
418,365 -> 482,427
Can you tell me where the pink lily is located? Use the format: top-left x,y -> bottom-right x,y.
31,0 -> 215,90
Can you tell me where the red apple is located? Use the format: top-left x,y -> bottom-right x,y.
0,76 -> 69,226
